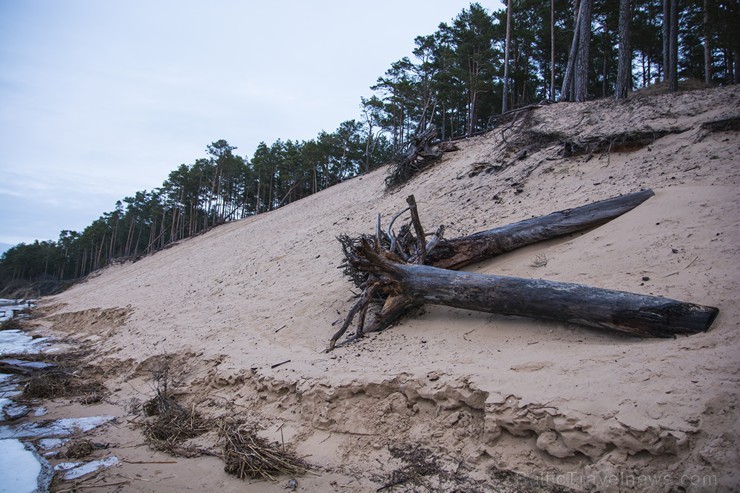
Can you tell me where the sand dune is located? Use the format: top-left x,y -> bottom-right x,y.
33,86 -> 740,491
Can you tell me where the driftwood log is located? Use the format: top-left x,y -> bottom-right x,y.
329,191 -> 718,350
428,188 -> 656,270
345,241 -> 717,337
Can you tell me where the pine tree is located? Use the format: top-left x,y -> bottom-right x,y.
502,0 -> 513,112
616,0 -> 632,99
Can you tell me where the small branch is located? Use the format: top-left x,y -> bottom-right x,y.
329,281 -> 381,350
685,255 -> 699,269
374,214 -> 382,252
355,283 -> 380,338
122,460 -> 178,464
270,360 -> 291,369
406,195 -> 427,264
387,206 -> 410,256
424,225 -> 445,258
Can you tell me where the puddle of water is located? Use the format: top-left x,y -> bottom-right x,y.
0,438 -> 52,493
0,303 -> 119,488
0,416 -> 116,489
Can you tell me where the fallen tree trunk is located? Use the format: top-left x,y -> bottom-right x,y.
335,190 -> 657,345
428,188 -> 655,270
329,191 -> 719,349
356,241 -> 718,338
332,241 -> 719,347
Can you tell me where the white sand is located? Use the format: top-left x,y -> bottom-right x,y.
33,86 -> 740,491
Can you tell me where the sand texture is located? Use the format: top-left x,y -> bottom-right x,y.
29,86 -> 740,492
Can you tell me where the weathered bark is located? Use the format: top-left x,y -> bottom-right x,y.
328,189 -> 717,350
701,116 -> 740,132
350,242 -> 718,338
427,189 -> 655,270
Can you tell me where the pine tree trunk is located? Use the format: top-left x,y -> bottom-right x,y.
550,0 -> 556,101
574,0 -> 593,102
603,38 -> 608,96
663,0 -> 670,81
669,0 -> 679,92
503,0 -> 513,113
703,0 -> 712,86
616,0 -> 632,99
560,1 -> 584,101
333,235 -> 718,349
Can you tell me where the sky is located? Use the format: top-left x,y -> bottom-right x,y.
0,1 -> 505,246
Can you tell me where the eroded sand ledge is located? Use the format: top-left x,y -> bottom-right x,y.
35,87 -> 740,491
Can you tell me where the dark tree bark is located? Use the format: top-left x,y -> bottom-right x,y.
328,190 -> 719,349
663,0 -> 670,82
668,0 -> 679,92
428,189 -> 655,270
561,0 -> 593,101
551,0 -> 556,101
503,0 -> 513,113
346,243 -> 718,339
616,0 -> 632,99
704,0 -> 712,86
574,0 -> 593,102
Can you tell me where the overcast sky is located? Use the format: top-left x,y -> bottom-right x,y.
0,1 -> 505,246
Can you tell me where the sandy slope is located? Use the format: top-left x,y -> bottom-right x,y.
34,86 -> 740,492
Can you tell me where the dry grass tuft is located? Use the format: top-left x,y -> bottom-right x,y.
138,356 -> 212,458
142,400 -> 211,457
219,421 -> 308,482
